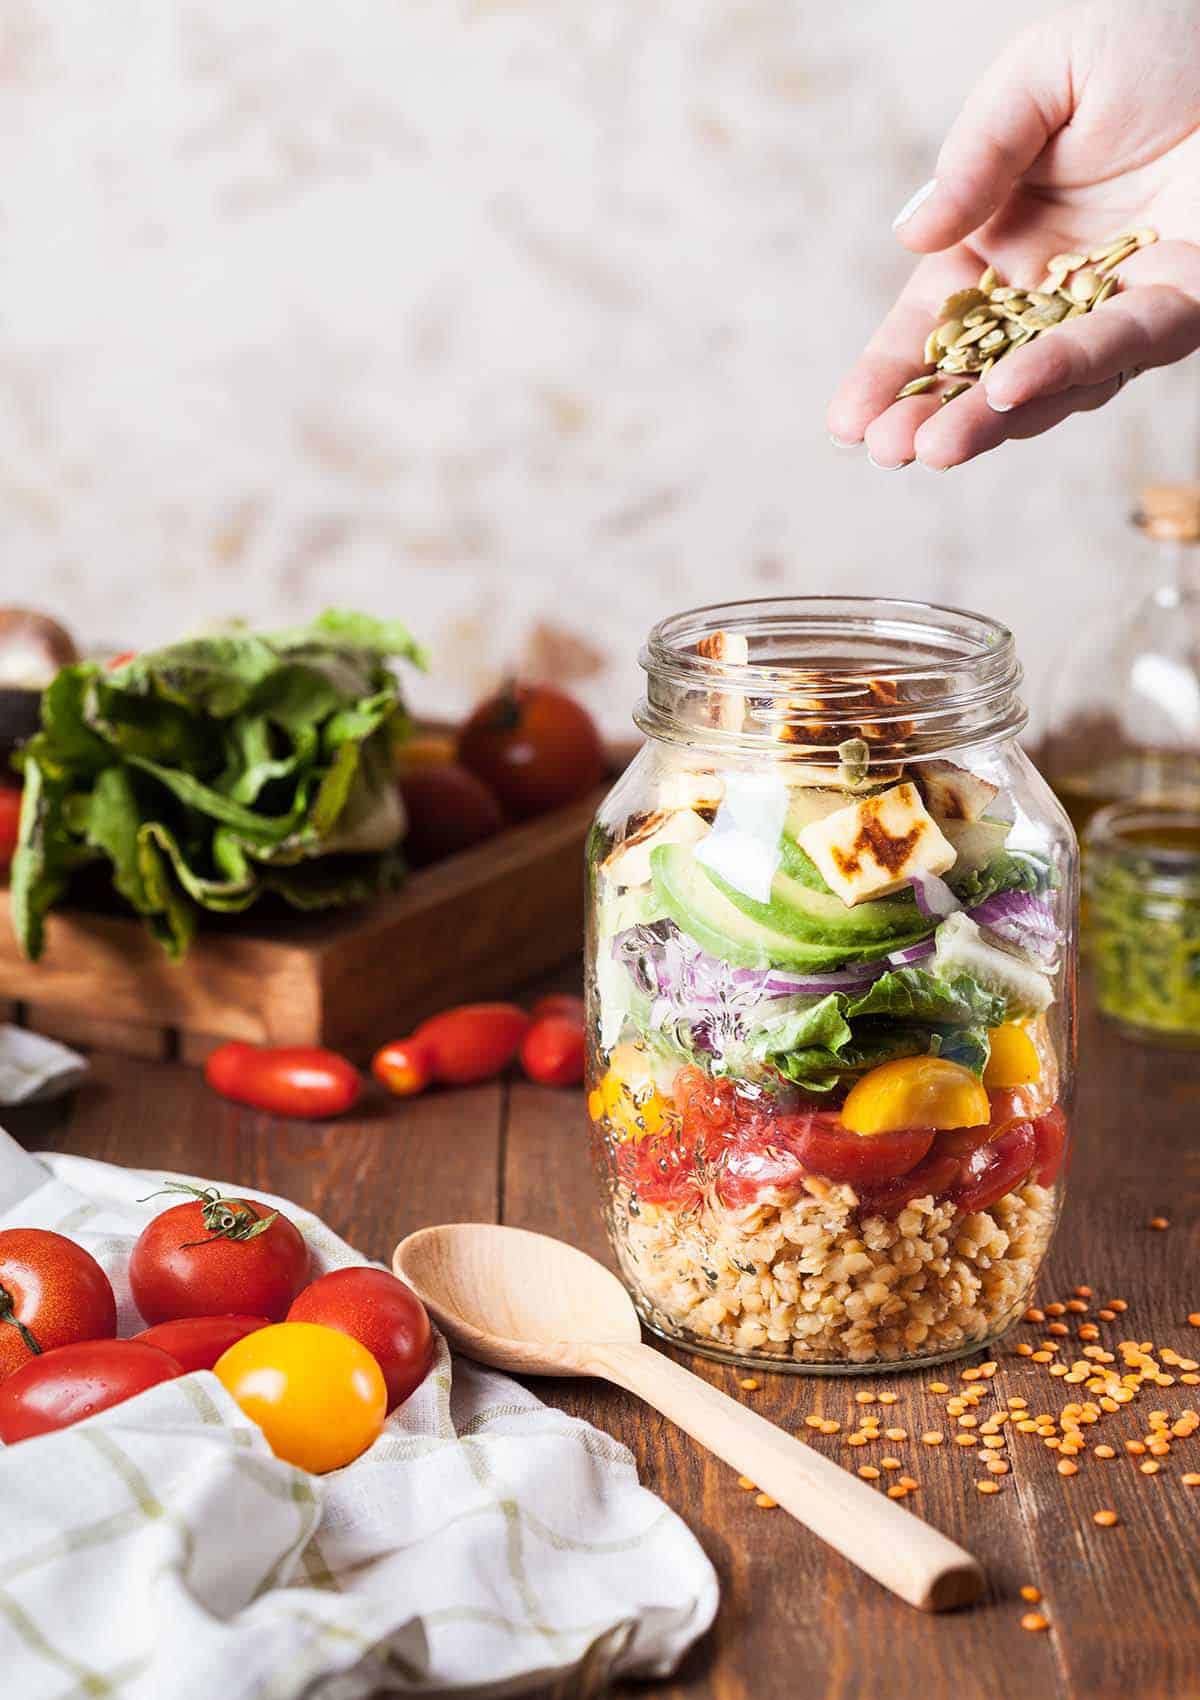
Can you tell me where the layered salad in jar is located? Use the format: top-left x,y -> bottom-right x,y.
587,734 -> 1070,1370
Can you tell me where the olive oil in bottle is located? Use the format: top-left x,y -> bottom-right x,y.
1043,485 -> 1200,833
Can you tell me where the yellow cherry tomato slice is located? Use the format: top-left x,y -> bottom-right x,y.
215,1320 -> 387,1474
983,1022 -> 1043,1089
841,1056 -> 990,1136
587,1042 -> 671,1142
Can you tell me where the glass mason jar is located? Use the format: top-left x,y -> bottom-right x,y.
1085,800 -> 1200,1045
585,597 -> 1077,1373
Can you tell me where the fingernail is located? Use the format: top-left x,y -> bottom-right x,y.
892,178 -> 937,229
867,452 -> 912,471
985,392 -> 1015,413
829,434 -> 861,449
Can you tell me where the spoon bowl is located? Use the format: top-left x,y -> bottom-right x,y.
394,1222 -> 983,1613
394,1222 -> 640,1374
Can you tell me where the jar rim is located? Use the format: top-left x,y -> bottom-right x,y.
1085,800 -> 1200,882
637,595 -> 1026,759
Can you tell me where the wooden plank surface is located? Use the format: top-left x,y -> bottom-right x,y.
5,970 -> 1199,1699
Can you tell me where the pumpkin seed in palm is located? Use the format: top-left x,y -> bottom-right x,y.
892,230 -> 1156,404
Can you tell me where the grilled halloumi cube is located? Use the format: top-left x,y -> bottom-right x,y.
797,781 -> 955,906
602,808 -> 709,889
916,759 -> 999,822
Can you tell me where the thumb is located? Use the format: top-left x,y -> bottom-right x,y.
892,20 -> 1075,252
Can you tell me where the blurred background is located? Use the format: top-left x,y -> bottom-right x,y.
1,0 -> 1196,737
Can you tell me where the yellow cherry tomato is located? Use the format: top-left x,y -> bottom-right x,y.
214,1321 -> 387,1474
587,1042 -> 671,1143
983,1022 -> 1042,1089
841,1056 -> 990,1136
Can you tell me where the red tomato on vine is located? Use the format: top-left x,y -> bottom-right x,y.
129,1184 -> 310,1325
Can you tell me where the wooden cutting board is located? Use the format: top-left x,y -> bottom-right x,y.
0,786 -> 608,1063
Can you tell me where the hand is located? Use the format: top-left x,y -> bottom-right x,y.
828,0 -> 1200,470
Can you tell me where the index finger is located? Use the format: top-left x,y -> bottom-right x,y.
826,250 -> 987,445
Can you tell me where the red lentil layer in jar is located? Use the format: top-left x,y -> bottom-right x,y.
585,598 -> 1076,1371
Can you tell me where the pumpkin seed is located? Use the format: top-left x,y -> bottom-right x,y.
941,288 -> 988,319
954,320 -> 999,346
893,231 -> 1157,402
1068,268 -> 1101,303
895,373 -> 938,399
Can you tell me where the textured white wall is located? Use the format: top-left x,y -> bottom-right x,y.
0,0 -> 1196,736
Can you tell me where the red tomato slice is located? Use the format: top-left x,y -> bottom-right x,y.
133,1315 -> 271,1373
1032,1106 -> 1069,1186
0,1340 -> 183,1443
790,1119 -> 935,1188
855,1150 -> 964,1219
953,1121 -> 1037,1214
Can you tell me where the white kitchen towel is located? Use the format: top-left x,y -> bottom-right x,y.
0,1139 -> 718,1700
0,1025 -> 86,1105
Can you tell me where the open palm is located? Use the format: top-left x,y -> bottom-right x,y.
828,0 -> 1200,470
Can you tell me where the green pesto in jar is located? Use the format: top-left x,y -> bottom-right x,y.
1084,804 -> 1200,1044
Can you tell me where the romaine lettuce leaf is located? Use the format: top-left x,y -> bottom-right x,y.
12,609 -> 423,959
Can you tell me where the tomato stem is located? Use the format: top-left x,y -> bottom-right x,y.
139,1182 -> 279,1247
0,1283 -> 42,1356
483,678 -> 523,734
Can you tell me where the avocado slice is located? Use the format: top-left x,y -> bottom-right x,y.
651,843 -> 934,970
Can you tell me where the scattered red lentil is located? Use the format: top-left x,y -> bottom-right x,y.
1149,1217 -> 1170,1231
921,1431 -> 944,1446
755,1493 -> 778,1509
898,1476 -> 919,1491
739,1378 -> 760,1392
1045,1302 -> 1067,1317
1066,1300 -> 1088,1314
737,1476 -> 756,1490
1057,1459 -> 1078,1477
1108,1300 -> 1128,1312
854,1390 -> 875,1405
1189,1314 -> 1200,1328
1048,1322 -> 1070,1338
1074,1286 -> 1093,1298
1094,1445 -> 1116,1459
1098,1309 -> 1116,1322
1182,1473 -> 1200,1487
878,1390 -> 898,1405
884,1427 -> 907,1442
886,1485 -> 908,1500
1015,1343 -> 1035,1357
881,1458 -> 902,1471
857,1465 -> 880,1481
977,1480 -> 1000,1495
929,1381 -> 949,1394
1020,1585 -> 1042,1603
1093,1510 -> 1119,1527
1140,1460 -> 1161,1476
1021,1612 -> 1049,1632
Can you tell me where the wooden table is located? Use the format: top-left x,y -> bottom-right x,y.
7,972 -> 1199,1700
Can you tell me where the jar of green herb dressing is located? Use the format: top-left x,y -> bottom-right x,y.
1085,802 -> 1200,1044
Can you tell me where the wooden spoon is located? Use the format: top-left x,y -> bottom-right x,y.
393,1222 -> 983,1613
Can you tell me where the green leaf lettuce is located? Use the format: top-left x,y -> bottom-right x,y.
11,610 -> 424,959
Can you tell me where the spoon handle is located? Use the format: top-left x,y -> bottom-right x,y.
593,1341 -> 982,1613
